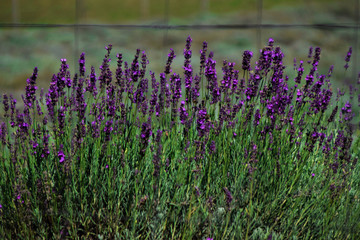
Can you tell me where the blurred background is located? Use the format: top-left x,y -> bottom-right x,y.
0,0 -> 359,101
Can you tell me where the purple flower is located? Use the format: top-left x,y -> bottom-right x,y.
46,75 -> 59,121
242,50 -> 253,71
253,109 -> 261,126
191,75 -> 201,104
296,89 -> 303,103
259,48 -> 273,71
79,52 -> 86,77
74,119 -> 87,147
41,132 -> 50,158
231,70 -> 239,94
140,50 -> 148,79
15,113 -> 29,136
57,59 -> 69,96
341,101 -> 353,122
205,52 -> 221,104
2,94 -> 9,117
36,100 -> 43,116
130,49 -> 140,83
115,53 -> 124,88
170,73 -> 182,102
245,73 -> 262,101
268,38 -> 274,47
344,47 -> 352,70
104,120 -> 113,142
196,108 -> 208,137
165,48 -> 176,74
221,61 -> 235,93
24,67 -> 38,108
179,101 -> 188,124
149,71 -> 159,115
99,45 -> 113,88
312,47 -> 321,68
0,122 -> 7,144
91,120 -> 100,138
209,140 -> 216,154
328,65 -> 334,78
294,60 -> 304,84
106,84 -> 117,116
307,46 -> 313,63
58,144 -> 65,163
86,66 -> 98,97
140,122 -> 152,140
57,106 -> 66,134
273,47 -> 284,67
183,35 -> 193,103
32,141 -> 38,149
199,41 -> 208,75
328,105 -> 339,123
331,162 -> 339,174
140,118 -> 152,150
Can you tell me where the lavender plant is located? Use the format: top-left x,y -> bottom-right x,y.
0,36 -> 359,239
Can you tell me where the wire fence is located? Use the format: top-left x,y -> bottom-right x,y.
1,0 -> 360,79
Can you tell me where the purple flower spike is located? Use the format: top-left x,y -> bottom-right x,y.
341,101 -> 353,122
209,140 -> 216,154
140,118 -> 152,150
87,66 -> 98,97
104,120 -> 113,142
2,94 -> 9,118
58,144 -> 66,163
294,60 -> 304,84
25,67 -> 38,108
253,109 -> 261,126
268,38 -> 274,47
344,47 -> 352,70
242,50 -> 253,71
165,48 -> 176,74
199,41 -> 208,75
130,49 -> 140,84
197,108 -> 210,137
57,106 -> 66,134
79,52 -> 86,77
0,122 -> 6,144
184,35 -> 193,103
179,101 -> 188,124
307,46 -> 313,63
99,45 -> 113,89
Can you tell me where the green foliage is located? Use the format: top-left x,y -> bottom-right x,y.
0,37 -> 359,239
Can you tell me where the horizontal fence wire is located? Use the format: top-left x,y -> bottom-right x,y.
0,23 -> 359,30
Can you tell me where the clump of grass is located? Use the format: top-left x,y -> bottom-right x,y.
0,36 -> 359,239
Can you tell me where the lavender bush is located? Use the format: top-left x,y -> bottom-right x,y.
0,36 -> 359,239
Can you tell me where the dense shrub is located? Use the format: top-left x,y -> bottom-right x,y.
0,36 -> 359,239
